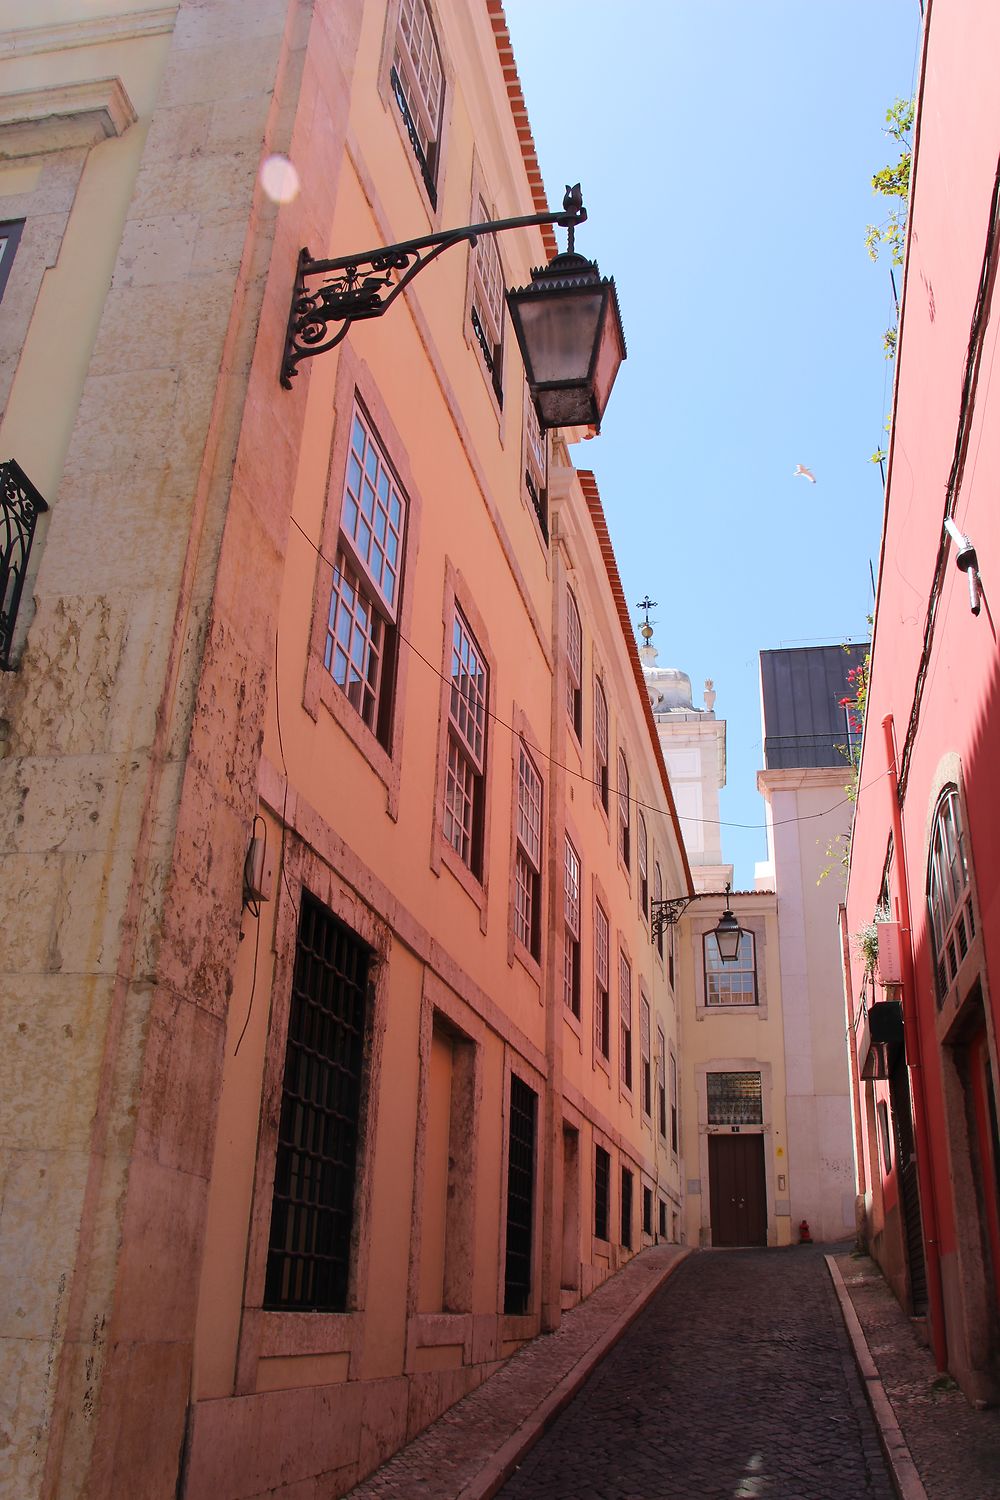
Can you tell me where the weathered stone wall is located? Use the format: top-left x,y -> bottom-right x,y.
0,2 -> 318,1494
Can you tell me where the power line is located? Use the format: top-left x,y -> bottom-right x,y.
286,514 -> 884,833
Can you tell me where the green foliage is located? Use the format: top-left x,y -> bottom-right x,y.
866,98 -> 913,269
883,326 -> 898,360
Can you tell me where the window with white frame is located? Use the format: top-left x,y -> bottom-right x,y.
563,834 -> 581,1017
524,388 -> 548,537
594,679 -> 609,813
617,750 -> 631,871
471,195 -> 504,402
325,404 -> 406,746
657,1026 -> 667,1138
566,587 -> 583,741
703,929 -> 757,1006
619,948 -> 632,1090
390,0 -> 444,205
594,900 -> 610,1060
443,607 -> 488,876
0,221 -> 24,303
640,992 -> 651,1117
669,1049 -> 678,1153
637,813 -> 648,920
927,785 -> 975,1006
514,743 -> 543,959
653,861 -> 664,959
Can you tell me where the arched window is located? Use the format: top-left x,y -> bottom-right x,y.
927,785 -> 974,1005
617,750 -> 630,870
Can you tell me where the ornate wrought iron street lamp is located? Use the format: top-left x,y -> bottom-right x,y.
280,184 -> 625,432
651,883 -> 744,963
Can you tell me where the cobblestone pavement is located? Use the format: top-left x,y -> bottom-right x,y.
835,1251 -> 1000,1500
346,1244 -> 687,1500
497,1245 -> 895,1500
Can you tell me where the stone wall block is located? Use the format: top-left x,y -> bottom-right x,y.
164,601 -> 213,764
2,594 -> 130,759
112,212 -> 199,290
356,1376 -> 409,1481
184,1392 -> 270,1500
132,989 -> 225,1179
0,851 -> 65,971
0,751 -> 148,856
129,155 -> 260,227
405,1366 -> 480,1442
157,778 -> 249,1016
142,101 -> 214,165
111,1156 -> 208,1344
173,0 -> 291,51
0,1147 -> 89,1341
88,274 -> 236,378
310,1378 -> 365,1477
0,1331 -> 52,1500
184,615 -> 269,815
0,974 -> 113,1157
105,589 -> 189,754
86,1337 -> 192,1500
159,35 -> 292,110
71,366 -> 182,474
52,845 -> 152,977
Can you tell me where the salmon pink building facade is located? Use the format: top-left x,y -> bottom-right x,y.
0,2 -> 692,1496
844,0 -> 1000,1405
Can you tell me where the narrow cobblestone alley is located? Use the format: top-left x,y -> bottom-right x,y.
497,1247 -> 895,1500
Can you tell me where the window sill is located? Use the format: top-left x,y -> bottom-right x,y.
305,656 -> 400,820
512,934 -> 543,986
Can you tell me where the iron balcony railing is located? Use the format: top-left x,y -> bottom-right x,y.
0,459 -> 48,670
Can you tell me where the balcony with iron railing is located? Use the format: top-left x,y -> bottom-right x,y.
0,459 -> 48,670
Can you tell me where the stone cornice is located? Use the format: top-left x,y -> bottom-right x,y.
0,77 -> 137,159
757,764 -> 850,794
1,8 -> 176,60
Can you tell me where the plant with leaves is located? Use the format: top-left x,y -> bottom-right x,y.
865,97 -> 914,267
865,97 -> 914,362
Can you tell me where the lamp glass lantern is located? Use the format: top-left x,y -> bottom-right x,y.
506,252 -> 626,431
713,898 -> 743,964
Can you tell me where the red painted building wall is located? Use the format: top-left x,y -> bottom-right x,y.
845,0 -> 1000,1404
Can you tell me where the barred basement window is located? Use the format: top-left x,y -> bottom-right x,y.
706,1070 -> 762,1126
594,1145 -> 610,1240
390,0 -> 443,205
643,1185 -> 653,1237
563,834 -> 582,1017
658,1199 -> 667,1238
0,221 -> 24,303
265,894 -> 371,1312
594,900 -> 610,1060
0,460 -> 48,671
504,1075 -> 537,1314
620,1165 -> 633,1249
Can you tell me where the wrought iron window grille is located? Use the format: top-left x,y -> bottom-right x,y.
0,459 -> 48,671
390,66 -> 438,208
503,1075 -> 537,1315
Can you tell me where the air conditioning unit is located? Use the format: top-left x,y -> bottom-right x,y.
876,921 -> 902,985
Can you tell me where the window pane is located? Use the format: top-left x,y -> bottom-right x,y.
341,405 -> 406,620
517,746 -> 542,869
707,1071 -> 762,1126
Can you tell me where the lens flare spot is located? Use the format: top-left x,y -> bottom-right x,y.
260,155 -> 300,204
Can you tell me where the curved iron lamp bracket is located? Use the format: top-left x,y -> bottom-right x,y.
280,187 -> 587,388
650,887 -> 736,943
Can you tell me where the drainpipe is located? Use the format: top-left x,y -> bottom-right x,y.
881,714 -> 947,1370
838,904 -> 867,1199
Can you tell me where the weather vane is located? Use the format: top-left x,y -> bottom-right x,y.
637,595 -> 658,643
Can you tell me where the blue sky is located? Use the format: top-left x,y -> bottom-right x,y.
505,0 -> 922,886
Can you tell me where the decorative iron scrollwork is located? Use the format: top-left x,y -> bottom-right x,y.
0,459 -> 48,670
280,190 -> 588,388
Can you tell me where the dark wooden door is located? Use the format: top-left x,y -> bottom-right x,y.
709,1134 -> 767,1246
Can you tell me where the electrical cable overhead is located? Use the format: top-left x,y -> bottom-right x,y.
285,514 -> 888,833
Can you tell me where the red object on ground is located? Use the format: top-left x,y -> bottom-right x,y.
798,1220 -> 812,1244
